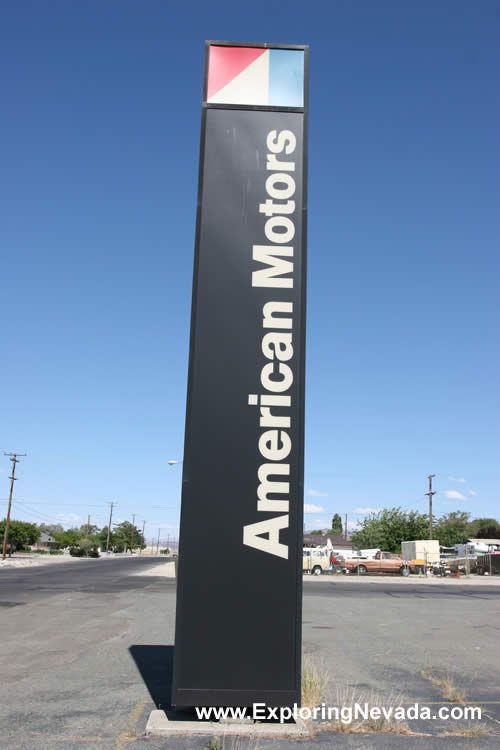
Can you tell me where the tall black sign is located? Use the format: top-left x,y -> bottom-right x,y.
172,41 -> 309,708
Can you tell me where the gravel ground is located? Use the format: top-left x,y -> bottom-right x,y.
0,552 -> 162,568
132,561 -> 176,577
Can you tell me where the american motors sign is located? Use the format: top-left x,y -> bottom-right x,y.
172,42 -> 309,709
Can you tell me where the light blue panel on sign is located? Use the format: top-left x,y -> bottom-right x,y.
268,49 -> 304,107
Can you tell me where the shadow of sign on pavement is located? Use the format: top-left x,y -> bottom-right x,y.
129,645 -> 174,709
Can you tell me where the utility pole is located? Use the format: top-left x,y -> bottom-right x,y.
86,514 -> 90,541
130,513 -> 135,554
425,474 -> 436,539
140,520 -> 146,554
156,529 -> 160,554
2,452 -> 26,561
344,513 -> 348,541
105,502 -> 117,553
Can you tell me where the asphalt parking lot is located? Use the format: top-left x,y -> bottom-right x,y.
302,575 -> 500,729
0,557 -> 498,749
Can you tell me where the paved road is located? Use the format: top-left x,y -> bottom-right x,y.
0,556 -> 169,598
0,558 -> 498,749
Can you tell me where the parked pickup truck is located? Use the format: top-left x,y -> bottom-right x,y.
344,551 -> 414,576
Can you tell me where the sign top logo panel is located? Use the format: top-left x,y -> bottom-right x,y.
207,45 -> 304,108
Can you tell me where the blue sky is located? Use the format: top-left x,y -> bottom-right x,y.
1,0 -> 498,541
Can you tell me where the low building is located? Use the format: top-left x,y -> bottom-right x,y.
33,532 -> 60,550
303,533 -> 359,555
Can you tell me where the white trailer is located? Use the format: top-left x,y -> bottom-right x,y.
360,548 -> 380,559
401,540 -> 440,565
329,547 -> 359,560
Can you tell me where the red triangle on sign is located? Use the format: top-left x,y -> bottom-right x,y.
207,46 -> 266,100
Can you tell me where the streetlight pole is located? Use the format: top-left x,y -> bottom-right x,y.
168,460 -> 182,558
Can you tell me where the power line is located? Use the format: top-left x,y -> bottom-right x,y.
13,501 -> 67,524
0,499 -> 178,510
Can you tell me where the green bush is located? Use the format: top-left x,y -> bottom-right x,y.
49,549 -> 63,555
160,548 -> 171,555
30,549 -> 50,554
69,547 -> 86,557
69,546 -> 99,558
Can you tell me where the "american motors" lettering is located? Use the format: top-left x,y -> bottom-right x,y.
243,128 -> 297,560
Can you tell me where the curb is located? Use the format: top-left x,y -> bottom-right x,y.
146,709 -> 309,738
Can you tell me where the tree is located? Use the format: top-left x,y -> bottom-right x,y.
77,538 -> 100,557
98,526 -> 112,549
53,527 -> 82,548
350,514 -> 385,550
309,530 -> 324,535
434,511 -> 470,547
110,521 -> 144,552
37,523 -> 64,537
78,523 -> 100,538
467,518 -> 500,539
0,519 -> 40,551
351,508 -> 429,552
331,513 -> 343,535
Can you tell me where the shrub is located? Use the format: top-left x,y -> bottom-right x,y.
69,546 -> 99,558
49,549 -> 63,555
69,547 -> 86,557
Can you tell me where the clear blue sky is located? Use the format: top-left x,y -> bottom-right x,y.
1,0 -> 498,541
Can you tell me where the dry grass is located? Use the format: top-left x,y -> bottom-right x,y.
439,722 -> 491,737
300,660 -> 424,735
419,670 -> 466,703
320,684 -> 415,735
207,738 -> 262,750
301,657 -> 329,709
228,740 -> 262,750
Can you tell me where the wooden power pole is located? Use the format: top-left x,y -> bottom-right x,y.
425,474 -> 436,539
140,520 -> 146,554
130,513 -> 135,554
2,452 -> 27,561
105,502 -> 117,553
